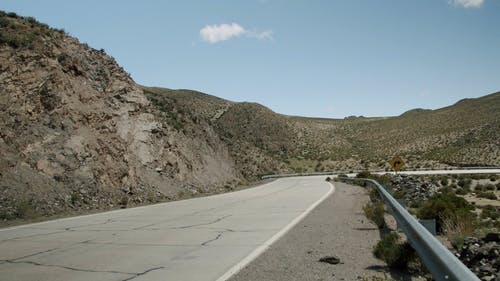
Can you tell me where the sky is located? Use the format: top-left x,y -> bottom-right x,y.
2,0 -> 499,118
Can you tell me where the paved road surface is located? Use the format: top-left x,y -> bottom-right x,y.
0,176 -> 332,281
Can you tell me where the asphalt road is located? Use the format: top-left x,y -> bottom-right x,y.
0,176 -> 333,281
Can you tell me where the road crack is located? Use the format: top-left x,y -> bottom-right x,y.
4,260 -> 135,276
6,247 -> 60,261
174,215 -> 232,229
121,266 -> 166,281
0,230 -> 69,242
201,233 -> 224,246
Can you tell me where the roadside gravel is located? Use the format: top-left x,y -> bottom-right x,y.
228,181 -> 389,281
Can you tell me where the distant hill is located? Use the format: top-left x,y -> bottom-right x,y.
1,11 -> 498,223
146,86 -> 500,173
400,108 -> 432,116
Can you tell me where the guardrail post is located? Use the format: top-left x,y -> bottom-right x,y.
419,219 -> 437,236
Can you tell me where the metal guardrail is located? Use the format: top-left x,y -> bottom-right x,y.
261,166 -> 500,179
340,177 -> 480,281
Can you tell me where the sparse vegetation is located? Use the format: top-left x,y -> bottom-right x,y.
373,232 -> 416,269
442,213 -> 476,249
119,196 -> 129,208
480,205 -> 499,221
14,198 -> 38,219
417,192 -> 475,233
455,187 -> 469,195
476,191 -> 497,200
440,177 -> 449,186
363,202 -> 386,228
484,184 -> 496,191
0,10 -> 498,236
457,178 -> 472,189
144,89 -> 185,130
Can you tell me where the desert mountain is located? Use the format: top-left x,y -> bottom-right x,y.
0,12 -> 240,220
1,12 -> 498,221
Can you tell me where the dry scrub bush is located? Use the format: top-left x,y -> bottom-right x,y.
363,202 -> 386,228
442,213 -> 476,249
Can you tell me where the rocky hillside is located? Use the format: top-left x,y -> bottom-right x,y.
152,86 -> 500,173
1,11 -> 499,222
0,12 -> 241,221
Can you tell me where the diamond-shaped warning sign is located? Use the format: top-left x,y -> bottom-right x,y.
389,156 -> 405,171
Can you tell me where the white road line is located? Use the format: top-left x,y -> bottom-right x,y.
215,181 -> 335,281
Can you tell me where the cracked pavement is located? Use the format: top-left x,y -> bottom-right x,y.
0,176 -> 332,281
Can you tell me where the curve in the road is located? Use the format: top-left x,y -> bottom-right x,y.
0,176 -> 333,281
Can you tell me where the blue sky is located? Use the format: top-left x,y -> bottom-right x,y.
2,0 -> 499,118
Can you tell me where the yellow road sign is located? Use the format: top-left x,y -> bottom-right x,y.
389,156 -> 405,171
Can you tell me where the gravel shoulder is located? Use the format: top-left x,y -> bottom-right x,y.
228,181 -> 388,281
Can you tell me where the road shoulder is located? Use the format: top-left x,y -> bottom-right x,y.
228,182 -> 388,281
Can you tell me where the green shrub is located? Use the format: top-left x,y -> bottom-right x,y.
481,205 -> 499,221
409,199 -> 423,208
7,12 -> 19,18
359,172 -> 391,186
368,186 -> 381,202
119,195 -> 129,208
484,184 -> 495,191
440,186 -> 454,193
70,193 -> 79,205
440,178 -> 448,186
475,184 -> 486,191
392,190 -> 404,199
0,17 -> 11,28
457,179 -> 471,189
417,192 -> 474,233
356,171 -> 372,178
363,202 -> 385,228
373,232 -> 415,268
476,191 -> 497,200
15,198 -> 38,219
26,16 -> 38,26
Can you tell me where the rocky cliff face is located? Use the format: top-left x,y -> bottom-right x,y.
0,12 -> 239,220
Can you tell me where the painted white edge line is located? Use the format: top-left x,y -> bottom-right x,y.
215,180 -> 336,281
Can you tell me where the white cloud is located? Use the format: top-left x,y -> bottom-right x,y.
200,23 -> 273,43
247,30 -> 273,40
449,0 -> 484,8
200,23 -> 245,43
